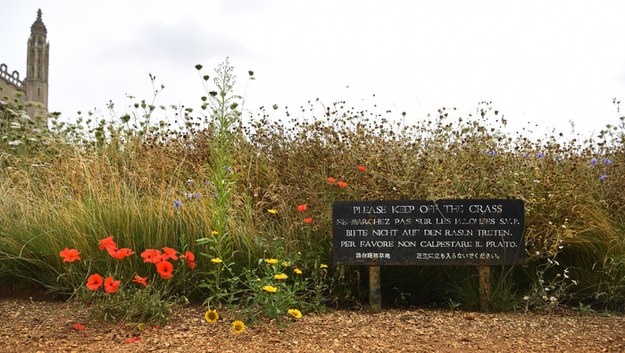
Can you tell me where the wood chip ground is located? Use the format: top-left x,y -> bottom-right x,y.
2,298 -> 625,352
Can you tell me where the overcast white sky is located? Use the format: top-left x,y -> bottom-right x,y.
2,0 -> 625,138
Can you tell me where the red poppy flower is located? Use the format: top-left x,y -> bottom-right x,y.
124,337 -> 140,343
181,251 -> 195,261
357,165 -> 366,171
162,247 -> 179,261
337,181 -> 348,188
118,248 -> 135,258
141,249 -> 161,263
106,247 -> 125,260
104,276 -> 121,293
153,254 -> 167,263
98,236 -> 117,251
132,275 -> 148,287
106,247 -> 134,260
182,251 -> 196,269
72,322 -> 85,331
327,177 -> 336,184
59,248 -> 81,262
303,217 -> 313,224
297,204 -> 307,212
86,274 -> 103,291
156,261 -> 173,279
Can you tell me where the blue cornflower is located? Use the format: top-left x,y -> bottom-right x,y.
604,158 -> 612,165
521,152 -> 529,158
194,193 -> 201,199
487,150 -> 496,156
185,192 -> 193,199
173,200 -> 183,209
537,152 -> 544,158
591,158 -> 599,165
600,174 -> 607,181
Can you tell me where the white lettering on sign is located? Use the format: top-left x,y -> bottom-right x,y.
398,240 -> 417,247
485,241 -> 517,247
351,206 -> 388,214
359,240 -> 395,248
477,229 -> 512,237
420,240 -> 474,248
333,199 -> 525,265
468,204 -> 503,213
345,229 -> 368,237
372,229 -> 398,236
402,229 -> 421,236
392,205 -> 415,214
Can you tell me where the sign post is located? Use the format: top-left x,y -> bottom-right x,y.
369,266 -> 381,313
332,199 -> 524,311
478,265 -> 491,311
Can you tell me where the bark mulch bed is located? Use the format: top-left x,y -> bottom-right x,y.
2,297 -> 625,352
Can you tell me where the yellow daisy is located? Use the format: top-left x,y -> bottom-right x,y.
267,209 -> 278,214
320,264 -> 328,269
262,285 -> 277,293
211,230 -> 219,235
288,309 -> 303,319
232,320 -> 246,334
294,268 -> 303,275
264,258 -> 278,265
211,258 -> 223,264
204,309 -> 219,323
274,273 -> 288,280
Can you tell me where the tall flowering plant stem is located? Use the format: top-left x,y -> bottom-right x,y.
195,58 -> 242,259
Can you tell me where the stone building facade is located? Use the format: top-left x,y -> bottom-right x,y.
0,9 -> 49,127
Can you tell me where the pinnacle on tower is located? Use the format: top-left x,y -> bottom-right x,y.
30,8 -> 47,35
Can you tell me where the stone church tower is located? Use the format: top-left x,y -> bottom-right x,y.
0,9 -> 49,127
25,9 -> 49,120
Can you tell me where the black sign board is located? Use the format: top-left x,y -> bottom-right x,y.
332,199 -> 525,266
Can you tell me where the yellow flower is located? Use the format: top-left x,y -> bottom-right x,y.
288,309 -> 303,319
232,320 -> 246,334
267,209 -> 278,214
264,258 -> 278,265
282,261 -> 290,267
262,285 -> 277,293
320,264 -> 328,269
211,258 -> 223,264
211,230 -> 219,235
274,273 -> 288,280
294,268 -> 303,275
204,309 -> 219,323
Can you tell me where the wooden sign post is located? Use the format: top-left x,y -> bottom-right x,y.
369,266 -> 381,313
478,265 -> 491,311
332,199 -> 525,311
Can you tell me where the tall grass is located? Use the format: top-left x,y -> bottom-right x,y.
1,62 -> 624,311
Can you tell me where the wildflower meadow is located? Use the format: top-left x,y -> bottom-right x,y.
1,58 -> 625,329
